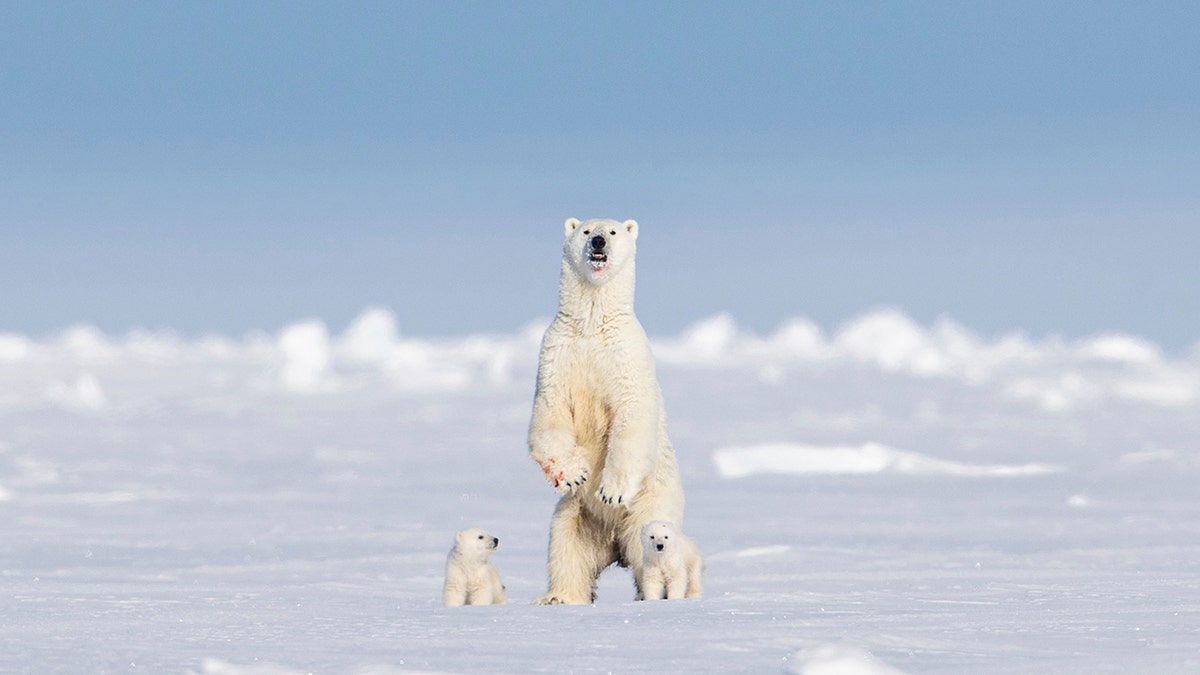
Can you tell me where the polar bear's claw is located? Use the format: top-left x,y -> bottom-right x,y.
597,485 -> 629,507
597,469 -> 639,508
558,463 -> 590,495
538,454 -> 590,495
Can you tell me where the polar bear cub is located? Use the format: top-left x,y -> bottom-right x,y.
637,521 -> 703,600
443,528 -> 507,607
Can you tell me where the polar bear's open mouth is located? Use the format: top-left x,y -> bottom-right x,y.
586,234 -> 609,270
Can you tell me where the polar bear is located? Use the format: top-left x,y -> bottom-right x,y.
637,520 -> 703,600
528,217 -> 686,605
443,528 -> 507,606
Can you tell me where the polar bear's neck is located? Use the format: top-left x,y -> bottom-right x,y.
451,548 -> 490,566
556,259 -> 636,331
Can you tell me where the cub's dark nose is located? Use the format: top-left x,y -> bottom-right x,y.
655,543 -> 664,551
493,537 -> 500,547
590,235 -> 606,250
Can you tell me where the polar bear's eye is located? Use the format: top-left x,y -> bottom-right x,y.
477,535 -> 485,540
610,230 -> 616,235
583,230 -> 590,235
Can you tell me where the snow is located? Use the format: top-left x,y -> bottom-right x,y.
712,442 -> 1063,478
790,644 -> 907,675
2,308 -> 1199,673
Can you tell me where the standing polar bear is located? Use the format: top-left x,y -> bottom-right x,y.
529,217 -> 687,605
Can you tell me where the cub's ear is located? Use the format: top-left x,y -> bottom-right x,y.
623,220 -> 638,239
455,530 -> 465,545
564,217 -> 582,237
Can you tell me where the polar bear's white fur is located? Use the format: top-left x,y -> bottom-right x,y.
637,520 -> 703,600
443,528 -> 507,606
529,217 -> 686,605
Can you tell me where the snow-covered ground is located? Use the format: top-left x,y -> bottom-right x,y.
2,308 -> 1198,673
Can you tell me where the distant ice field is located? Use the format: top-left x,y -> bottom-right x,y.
2,308 -> 1198,673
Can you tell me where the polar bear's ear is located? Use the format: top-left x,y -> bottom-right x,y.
455,530 -> 465,545
564,218 -> 582,236
623,220 -> 638,239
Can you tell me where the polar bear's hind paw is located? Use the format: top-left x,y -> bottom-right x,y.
533,592 -> 593,605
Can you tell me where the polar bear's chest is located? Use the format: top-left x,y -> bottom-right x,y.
564,342 -> 614,388
560,337 -> 622,444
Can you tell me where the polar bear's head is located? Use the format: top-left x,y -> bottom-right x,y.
454,528 -> 499,560
563,217 -> 638,286
641,520 -> 678,559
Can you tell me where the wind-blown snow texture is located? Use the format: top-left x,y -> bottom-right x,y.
2,308 -> 1198,673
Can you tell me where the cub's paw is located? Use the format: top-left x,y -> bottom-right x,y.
536,453 -> 589,495
597,470 -> 640,507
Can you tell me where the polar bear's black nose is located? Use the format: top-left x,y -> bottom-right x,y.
493,537 -> 499,547
590,235 -> 606,250
655,543 -> 664,551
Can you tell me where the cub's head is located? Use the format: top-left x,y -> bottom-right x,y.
641,520 -> 678,557
455,528 -> 499,559
563,217 -> 638,286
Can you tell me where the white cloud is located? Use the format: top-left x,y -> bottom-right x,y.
56,325 -> 119,363
277,320 -> 335,393
0,308 -> 1195,420
335,307 -> 401,364
1076,334 -> 1163,365
1004,372 -> 1102,412
46,373 -> 108,411
0,333 -> 32,362
833,308 -> 949,375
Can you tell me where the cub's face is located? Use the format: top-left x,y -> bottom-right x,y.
563,217 -> 639,286
455,528 -> 499,558
641,520 -> 677,556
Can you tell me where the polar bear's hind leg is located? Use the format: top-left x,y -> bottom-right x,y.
534,498 -> 616,605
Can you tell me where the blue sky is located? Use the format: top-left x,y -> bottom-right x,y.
2,1 -> 1198,347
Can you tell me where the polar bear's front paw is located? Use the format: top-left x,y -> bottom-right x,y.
536,453 -> 590,495
597,470 -> 640,507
